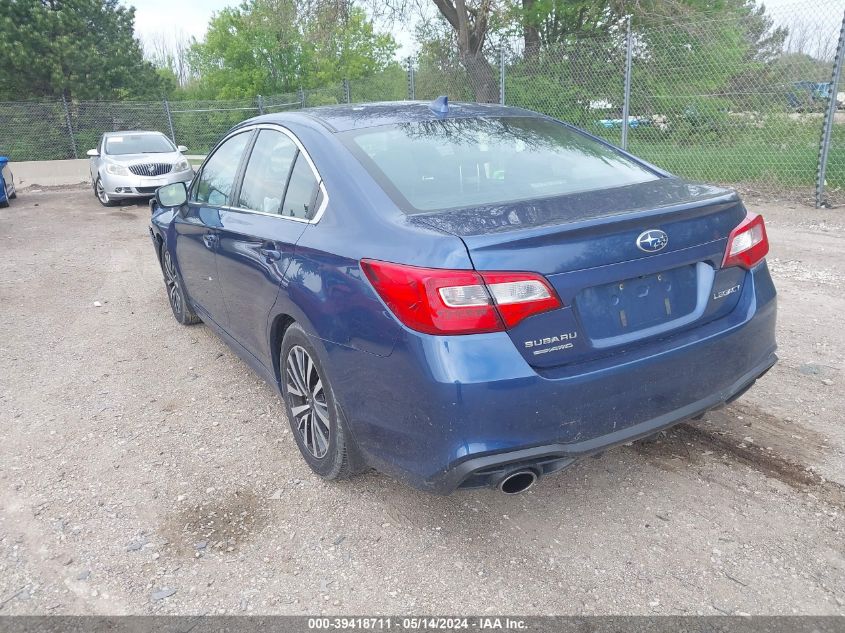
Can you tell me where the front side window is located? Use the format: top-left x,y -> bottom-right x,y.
238,130 -> 297,214
193,132 -> 251,206
343,116 -> 659,212
281,153 -> 320,220
105,133 -> 175,155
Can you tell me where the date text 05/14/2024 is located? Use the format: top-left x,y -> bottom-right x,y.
307,617 -> 528,630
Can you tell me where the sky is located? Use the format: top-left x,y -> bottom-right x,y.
130,0 -> 233,44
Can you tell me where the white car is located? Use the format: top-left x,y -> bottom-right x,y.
87,131 -> 193,206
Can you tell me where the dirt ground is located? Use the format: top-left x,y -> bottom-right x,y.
0,187 -> 843,615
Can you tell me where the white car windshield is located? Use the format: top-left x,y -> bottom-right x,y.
105,134 -> 175,155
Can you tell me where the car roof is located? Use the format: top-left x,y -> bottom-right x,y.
254,100 -> 544,133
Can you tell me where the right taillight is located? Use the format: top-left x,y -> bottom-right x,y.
360,259 -> 562,335
722,212 -> 769,269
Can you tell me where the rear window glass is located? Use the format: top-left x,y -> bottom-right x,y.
343,116 -> 658,212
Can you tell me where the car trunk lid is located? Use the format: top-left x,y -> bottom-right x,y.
412,177 -> 748,368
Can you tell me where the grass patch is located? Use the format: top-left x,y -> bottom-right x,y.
588,118 -> 844,191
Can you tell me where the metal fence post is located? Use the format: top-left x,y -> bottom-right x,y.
406,57 -> 415,100
499,48 -> 506,105
257,94 -> 265,115
343,79 -> 351,104
298,87 -> 305,108
816,9 -> 845,208
61,95 -> 78,159
621,15 -> 634,151
163,98 -> 176,142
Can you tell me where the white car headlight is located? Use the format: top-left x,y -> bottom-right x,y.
174,158 -> 191,172
105,163 -> 130,176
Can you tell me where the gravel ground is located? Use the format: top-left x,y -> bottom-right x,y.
0,187 -> 843,615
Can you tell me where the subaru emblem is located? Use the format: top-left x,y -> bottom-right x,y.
636,229 -> 668,253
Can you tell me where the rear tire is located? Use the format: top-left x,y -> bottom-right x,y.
280,323 -> 361,480
160,245 -> 201,325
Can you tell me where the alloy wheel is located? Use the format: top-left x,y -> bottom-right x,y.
96,179 -> 110,205
285,345 -> 330,459
163,250 -> 182,315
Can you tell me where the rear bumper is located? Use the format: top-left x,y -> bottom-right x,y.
324,262 -> 777,494
430,353 -> 775,492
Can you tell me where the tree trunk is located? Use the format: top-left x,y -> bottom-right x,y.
461,52 -> 498,102
522,0 -> 540,60
432,0 -> 498,102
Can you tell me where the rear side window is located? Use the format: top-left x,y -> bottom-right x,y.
281,153 -> 319,220
343,116 -> 658,212
238,130 -> 297,214
193,132 -> 251,206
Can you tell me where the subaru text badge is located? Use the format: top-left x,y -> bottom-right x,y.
636,229 -> 668,253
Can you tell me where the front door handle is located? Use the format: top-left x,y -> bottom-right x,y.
202,233 -> 218,249
259,247 -> 282,263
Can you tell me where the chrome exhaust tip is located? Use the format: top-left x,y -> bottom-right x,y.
497,470 -> 538,494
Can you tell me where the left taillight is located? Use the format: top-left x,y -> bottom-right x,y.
360,259 -> 562,335
722,212 -> 769,269
479,271 -> 562,329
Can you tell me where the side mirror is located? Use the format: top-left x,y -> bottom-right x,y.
177,145 -> 188,153
86,149 -> 99,157
156,181 -> 187,208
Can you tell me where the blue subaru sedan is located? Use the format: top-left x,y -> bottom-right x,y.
149,100 -> 777,495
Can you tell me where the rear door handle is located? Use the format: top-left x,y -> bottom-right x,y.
259,247 -> 282,262
202,233 -> 218,249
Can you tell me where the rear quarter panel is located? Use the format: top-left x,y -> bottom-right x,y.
267,123 -> 474,362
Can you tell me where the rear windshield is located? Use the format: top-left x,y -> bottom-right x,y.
343,116 -> 658,212
105,134 -> 174,155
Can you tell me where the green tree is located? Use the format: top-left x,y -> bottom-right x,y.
514,0 -> 786,56
0,0 -> 165,100
303,6 -> 398,87
187,0 -> 397,99
629,1 -> 789,123
186,3 -> 286,99
517,0 -> 627,54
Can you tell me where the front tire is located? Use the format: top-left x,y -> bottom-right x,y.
280,324 -> 359,480
95,177 -> 117,207
160,246 -> 200,325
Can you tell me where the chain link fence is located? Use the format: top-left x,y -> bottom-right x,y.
821,13 -> 845,206
1,0 -> 843,205
497,0 -> 845,206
